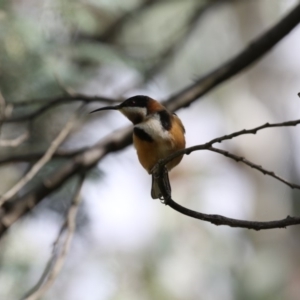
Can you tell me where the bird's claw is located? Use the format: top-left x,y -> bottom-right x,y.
151,162 -> 171,203
150,161 -> 167,177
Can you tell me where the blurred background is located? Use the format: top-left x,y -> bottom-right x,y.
0,0 -> 300,299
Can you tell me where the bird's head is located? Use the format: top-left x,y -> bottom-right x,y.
90,95 -> 164,124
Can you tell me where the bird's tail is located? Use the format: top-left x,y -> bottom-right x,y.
151,170 -> 171,200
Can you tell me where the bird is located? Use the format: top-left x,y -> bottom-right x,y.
90,95 -> 186,200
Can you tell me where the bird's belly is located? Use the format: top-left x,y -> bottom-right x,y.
133,136 -> 183,173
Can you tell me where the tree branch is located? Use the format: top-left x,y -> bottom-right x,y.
22,174 -> 85,300
0,108 -> 80,206
164,2 -> 300,111
0,148 -> 87,165
0,3 -> 300,237
166,198 -> 300,231
4,94 -> 119,123
0,127 -> 132,238
208,146 -> 300,190
207,119 -> 300,144
0,131 -> 29,147
151,120 -> 300,230
153,154 -> 300,231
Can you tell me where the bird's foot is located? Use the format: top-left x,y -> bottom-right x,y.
150,160 -> 167,177
151,162 -> 171,203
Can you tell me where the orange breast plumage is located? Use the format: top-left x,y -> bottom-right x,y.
133,112 -> 185,173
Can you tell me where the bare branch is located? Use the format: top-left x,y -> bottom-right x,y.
0,109 -> 80,206
165,3 -> 300,111
9,87 -> 290,163
22,174 -> 85,300
149,119 -> 300,230
157,118 -> 300,168
1,0 -> 220,124
0,131 -> 29,147
0,127 -> 132,238
0,148 -> 87,165
4,94 -> 120,123
166,198 -> 300,231
207,119 -> 300,144
208,146 -> 300,190
13,94 -> 119,107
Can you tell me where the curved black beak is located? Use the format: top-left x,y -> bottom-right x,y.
90,105 -> 120,114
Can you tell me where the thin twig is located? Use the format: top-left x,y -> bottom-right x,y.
0,108 -> 82,206
207,119 -> 300,144
5,94 -> 120,123
0,0 -> 219,125
208,146 -> 300,190
157,118 -> 300,167
22,174 -> 85,300
154,119 -> 300,193
0,147 -> 87,165
13,94 -> 119,106
0,131 -> 29,147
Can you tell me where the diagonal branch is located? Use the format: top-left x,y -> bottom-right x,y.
0,131 -> 29,147
0,148 -> 87,165
4,94 -> 119,123
0,109 -> 81,206
164,2 -> 300,111
22,174 -> 85,300
1,0 -> 222,124
0,127 -> 132,238
14,94 -> 119,106
208,146 -> 300,190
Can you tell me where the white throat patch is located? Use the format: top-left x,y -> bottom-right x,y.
135,114 -> 171,141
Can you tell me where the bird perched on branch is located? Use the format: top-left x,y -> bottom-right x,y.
90,95 -> 186,200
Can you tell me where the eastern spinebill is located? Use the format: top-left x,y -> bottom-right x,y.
90,95 -> 186,200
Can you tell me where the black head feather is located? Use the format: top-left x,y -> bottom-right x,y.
120,95 -> 150,109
